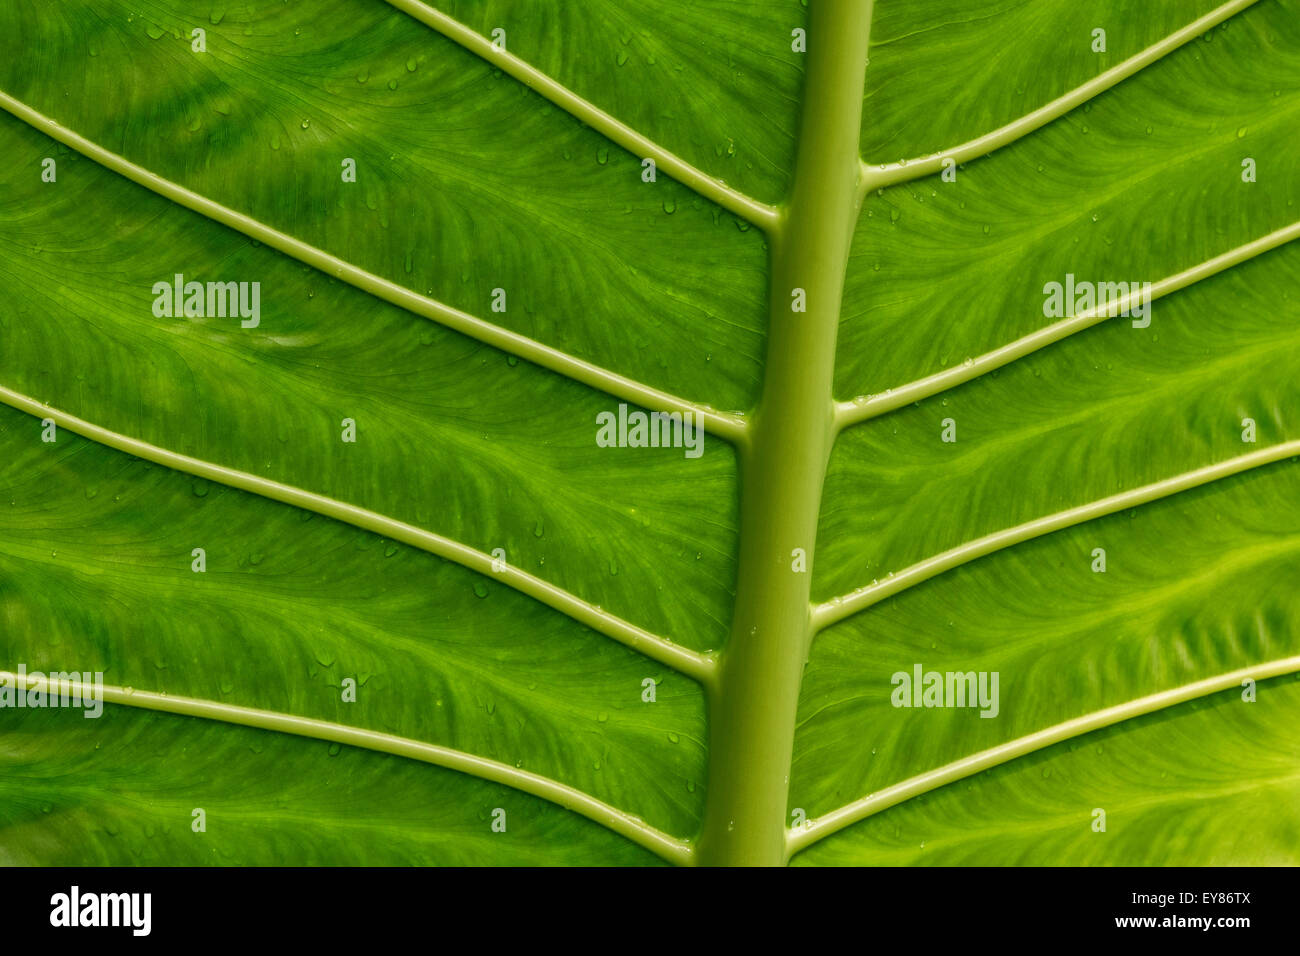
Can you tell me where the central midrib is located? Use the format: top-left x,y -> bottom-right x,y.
695,0 -> 873,867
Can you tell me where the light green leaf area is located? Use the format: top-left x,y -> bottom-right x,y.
0,0 -> 769,413
0,102 -> 740,654
433,0 -> 807,203
0,411 -> 708,850
0,705 -> 663,866
861,0 -> 1230,164
840,0 -> 1300,396
819,246 -> 1300,597
794,673 -> 1300,865
803,0 -> 1300,864
798,463 -> 1300,820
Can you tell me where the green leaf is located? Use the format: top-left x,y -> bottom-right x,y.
1,0 -> 1297,866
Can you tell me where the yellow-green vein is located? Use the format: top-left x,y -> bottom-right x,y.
0,383 -> 717,686
857,0 -> 1262,198
786,655 -> 1300,859
0,90 -> 748,446
813,441 -> 1300,633
378,0 -> 781,231
0,669 -> 694,866
834,220 -> 1300,431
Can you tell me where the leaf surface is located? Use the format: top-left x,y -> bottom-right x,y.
1,0 -> 1297,866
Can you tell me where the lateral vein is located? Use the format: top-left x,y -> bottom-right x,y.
835,219 -> 1300,430
813,441 -> 1300,633
0,669 -> 694,867
786,655 -> 1300,859
378,0 -> 781,231
0,383 -> 716,686
0,90 -> 747,445
857,0 -> 1262,196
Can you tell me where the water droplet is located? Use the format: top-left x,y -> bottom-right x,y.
146,24 -> 166,39
597,147 -> 609,165
388,79 -> 398,91
300,118 -> 310,129
533,518 -> 545,538
663,199 -> 676,214
406,58 -> 417,72
616,51 -> 628,66
327,742 -> 342,757
667,732 -> 680,744
597,711 -> 609,723
1236,126 -> 1247,138
472,581 -> 488,599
